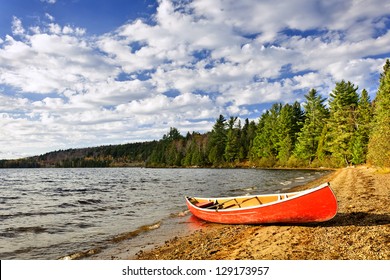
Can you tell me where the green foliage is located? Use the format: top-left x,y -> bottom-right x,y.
316,124 -> 329,161
250,102 -> 303,165
224,117 -> 240,162
326,80 -> 359,166
250,103 -> 281,160
276,105 -> 294,163
368,59 -> 390,167
207,115 -> 227,166
240,118 -> 257,160
295,89 -> 329,163
351,134 -> 366,165
182,132 -> 206,166
351,89 -> 373,165
163,127 -> 184,141
275,102 -> 303,163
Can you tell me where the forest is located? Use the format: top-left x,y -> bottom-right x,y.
1,59 -> 389,169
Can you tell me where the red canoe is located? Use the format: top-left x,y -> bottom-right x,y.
185,182 -> 337,224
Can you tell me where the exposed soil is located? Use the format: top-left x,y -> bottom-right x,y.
136,166 -> 390,260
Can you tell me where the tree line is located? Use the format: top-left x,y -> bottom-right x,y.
1,60 -> 389,168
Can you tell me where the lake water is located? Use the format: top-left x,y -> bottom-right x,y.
0,168 -> 330,260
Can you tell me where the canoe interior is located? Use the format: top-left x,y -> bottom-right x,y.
188,193 -> 299,210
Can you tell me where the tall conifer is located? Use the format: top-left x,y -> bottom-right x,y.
208,115 -> 227,165
276,104 -> 295,163
367,59 -> 390,167
327,80 -> 359,166
295,89 -> 329,163
251,103 -> 282,160
224,117 -> 240,162
351,89 -> 373,164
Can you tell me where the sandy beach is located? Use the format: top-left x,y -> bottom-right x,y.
136,166 -> 389,260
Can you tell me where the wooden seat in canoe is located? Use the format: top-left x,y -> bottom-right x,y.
195,201 -> 215,208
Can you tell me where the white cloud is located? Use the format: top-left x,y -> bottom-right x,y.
45,13 -> 55,22
11,17 -> 25,36
0,27 -> 117,94
1,0 -> 390,158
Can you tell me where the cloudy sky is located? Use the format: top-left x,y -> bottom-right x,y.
1,0 -> 389,159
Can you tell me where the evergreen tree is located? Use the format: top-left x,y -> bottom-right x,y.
163,127 -> 183,141
295,89 -> 329,163
357,89 -> 373,139
291,101 -> 305,141
269,102 -> 303,163
224,117 -> 240,162
326,80 -> 359,166
277,134 -> 293,163
276,104 -> 295,163
208,115 -> 227,165
351,135 -> 366,165
241,118 -> 257,160
191,146 -> 204,166
368,59 -> 390,167
351,89 -> 373,164
182,142 -> 194,166
316,124 -> 329,162
165,141 -> 183,166
149,141 -> 167,166
251,103 -> 282,160
182,132 -> 206,166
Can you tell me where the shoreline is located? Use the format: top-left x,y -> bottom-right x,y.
136,166 -> 389,260
80,168 -> 333,260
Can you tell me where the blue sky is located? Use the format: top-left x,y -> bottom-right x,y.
1,0 -> 390,159
0,0 -> 157,36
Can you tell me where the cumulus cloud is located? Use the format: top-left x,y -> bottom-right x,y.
11,17 -> 25,36
1,0 -> 390,158
0,26 -> 115,94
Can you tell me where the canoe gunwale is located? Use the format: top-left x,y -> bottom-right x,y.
186,182 -> 332,213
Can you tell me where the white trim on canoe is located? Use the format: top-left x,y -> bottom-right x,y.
186,182 -> 332,212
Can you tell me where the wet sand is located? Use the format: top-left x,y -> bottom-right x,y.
136,166 -> 390,260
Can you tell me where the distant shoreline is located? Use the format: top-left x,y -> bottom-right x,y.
0,159 -> 338,170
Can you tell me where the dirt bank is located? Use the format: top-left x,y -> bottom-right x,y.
136,166 -> 389,260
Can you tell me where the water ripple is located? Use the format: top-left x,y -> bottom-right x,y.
0,168 -> 331,259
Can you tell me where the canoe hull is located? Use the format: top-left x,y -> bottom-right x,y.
185,183 -> 337,224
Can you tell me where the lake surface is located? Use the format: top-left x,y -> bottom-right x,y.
0,168 -> 330,259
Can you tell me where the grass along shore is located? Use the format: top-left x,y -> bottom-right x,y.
136,166 -> 389,260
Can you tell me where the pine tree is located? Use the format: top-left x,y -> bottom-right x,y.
295,89 -> 329,163
251,103 -> 282,160
191,147 -> 204,166
162,127 -> 183,141
183,140 -> 195,166
241,119 -> 257,160
326,80 -> 359,166
291,101 -> 305,142
277,134 -> 293,163
208,115 -> 227,165
316,124 -> 329,162
272,102 -> 303,164
224,117 -> 240,162
165,142 -> 183,166
351,89 -> 373,165
351,135 -> 365,165
276,104 -> 295,163
367,59 -> 390,167
182,132 -> 206,166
